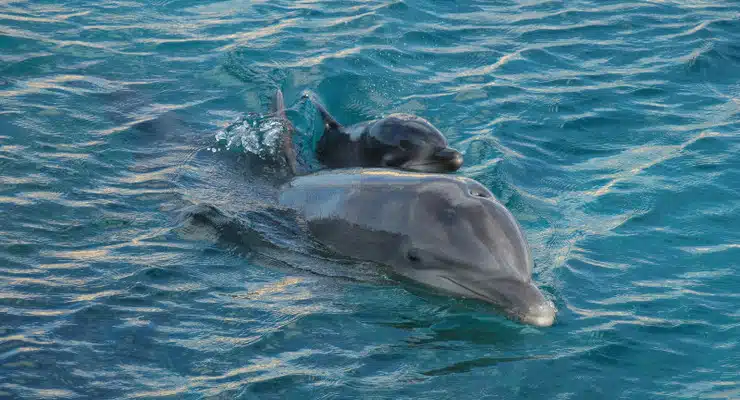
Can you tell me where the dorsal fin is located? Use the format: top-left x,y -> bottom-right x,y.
271,88 -> 298,176
271,87 -> 287,119
303,92 -> 341,130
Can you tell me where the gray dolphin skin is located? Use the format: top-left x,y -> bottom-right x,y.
277,168 -> 557,327
304,93 -> 464,173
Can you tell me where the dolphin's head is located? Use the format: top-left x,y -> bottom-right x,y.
369,114 -> 463,173
393,177 -> 556,327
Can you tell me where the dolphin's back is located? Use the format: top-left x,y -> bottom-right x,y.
278,169 -> 432,230
280,168 -> 450,262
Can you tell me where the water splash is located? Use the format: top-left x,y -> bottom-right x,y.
213,113 -> 286,161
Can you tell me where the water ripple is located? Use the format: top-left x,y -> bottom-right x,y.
1,0 -> 740,398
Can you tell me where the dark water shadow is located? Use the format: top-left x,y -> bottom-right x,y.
422,353 -> 554,377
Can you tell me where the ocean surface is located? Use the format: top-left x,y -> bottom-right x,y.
2,0 -> 740,398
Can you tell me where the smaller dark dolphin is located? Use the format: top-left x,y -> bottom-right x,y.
304,94 -> 463,173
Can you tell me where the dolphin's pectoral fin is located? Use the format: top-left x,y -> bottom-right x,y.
272,88 -> 298,176
303,91 -> 341,130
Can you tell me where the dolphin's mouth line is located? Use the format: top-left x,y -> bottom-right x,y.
440,276 -> 535,322
440,276 -> 499,305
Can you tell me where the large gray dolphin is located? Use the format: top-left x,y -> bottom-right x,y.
276,167 -> 556,327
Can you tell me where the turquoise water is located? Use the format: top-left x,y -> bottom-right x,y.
2,0 -> 740,398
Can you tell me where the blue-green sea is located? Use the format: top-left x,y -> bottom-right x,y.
2,0 -> 739,398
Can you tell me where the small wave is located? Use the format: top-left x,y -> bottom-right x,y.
2,0 -> 740,398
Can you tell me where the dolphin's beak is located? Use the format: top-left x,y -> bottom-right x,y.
403,147 -> 463,172
444,277 -> 557,327
433,147 -> 464,171
508,281 -> 557,327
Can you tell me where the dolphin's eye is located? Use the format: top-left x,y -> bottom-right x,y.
407,248 -> 421,263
